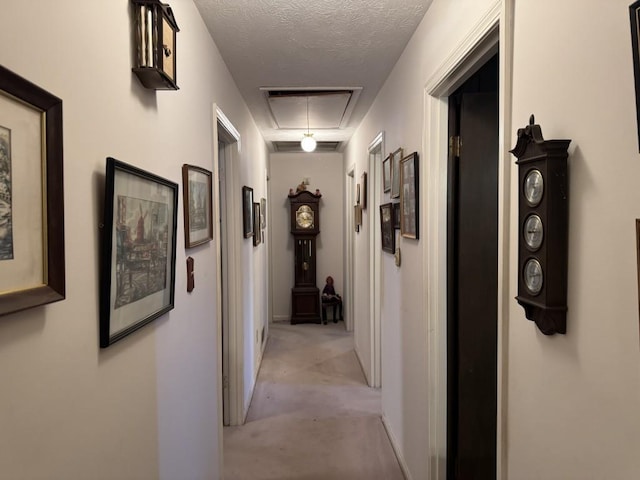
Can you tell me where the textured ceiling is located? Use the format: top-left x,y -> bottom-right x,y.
193,0 -> 433,150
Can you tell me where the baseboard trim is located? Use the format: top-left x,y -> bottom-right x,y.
381,414 -> 412,480
272,315 -> 290,323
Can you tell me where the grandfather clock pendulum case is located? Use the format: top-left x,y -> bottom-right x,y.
288,190 -> 322,324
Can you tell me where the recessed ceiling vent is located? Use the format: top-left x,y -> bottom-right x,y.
262,87 -> 362,130
273,141 -> 341,153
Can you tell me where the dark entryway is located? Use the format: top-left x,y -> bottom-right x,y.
447,54 -> 499,480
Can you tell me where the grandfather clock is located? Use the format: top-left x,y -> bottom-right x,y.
288,190 -> 322,324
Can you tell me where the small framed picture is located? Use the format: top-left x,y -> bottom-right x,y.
100,158 -> 178,347
356,183 -> 361,205
182,164 -> 213,248
391,147 -> 403,199
361,172 -> 368,209
242,186 -> 254,238
400,152 -> 419,239
383,154 -> 391,193
260,197 -> 266,229
355,204 -> 362,232
392,202 -> 400,229
380,203 -> 395,253
253,202 -> 261,246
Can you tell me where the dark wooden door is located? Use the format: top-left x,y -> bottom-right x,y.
447,55 -> 498,480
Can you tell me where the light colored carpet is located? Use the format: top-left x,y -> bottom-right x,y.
223,321 -> 404,480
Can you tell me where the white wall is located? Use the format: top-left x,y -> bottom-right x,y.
0,1 -> 267,479
269,153 -> 344,321
346,0 -> 640,479
507,1 -> 640,478
345,0 -> 499,477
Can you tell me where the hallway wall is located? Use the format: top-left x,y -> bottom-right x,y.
345,0 -> 640,479
0,1 -> 267,479
269,153 -> 344,321
507,1 -> 640,478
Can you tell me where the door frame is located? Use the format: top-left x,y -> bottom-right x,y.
213,105 -> 244,432
368,132 -> 384,388
422,1 -> 514,478
345,166 -> 355,333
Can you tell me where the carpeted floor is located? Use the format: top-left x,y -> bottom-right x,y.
223,321 -> 404,480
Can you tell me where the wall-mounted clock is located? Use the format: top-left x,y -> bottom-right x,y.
288,190 -> 322,324
510,115 -> 571,335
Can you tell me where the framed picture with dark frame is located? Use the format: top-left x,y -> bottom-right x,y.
361,172 -> 368,209
260,197 -> 266,229
0,65 -> 65,317
380,203 -> 395,253
400,152 -> 419,239
242,186 -> 254,238
393,202 -> 401,229
630,1 -> 640,150
391,147 -> 403,199
100,157 -> 178,347
182,164 -> 213,248
383,153 -> 391,193
253,202 -> 261,246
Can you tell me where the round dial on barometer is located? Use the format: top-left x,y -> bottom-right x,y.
524,258 -> 543,295
524,169 -> 544,206
296,205 -> 314,229
523,214 -> 543,251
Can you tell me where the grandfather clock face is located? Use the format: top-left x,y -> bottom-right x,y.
296,205 -> 314,229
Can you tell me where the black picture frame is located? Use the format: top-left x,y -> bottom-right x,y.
361,172 -> 368,209
380,203 -> 395,253
630,1 -> 640,150
0,65 -> 65,316
253,202 -> 261,246
400,152 -> 419,239
383,154 -> 391,193
182,164 -> 213,248
393,202 -> 401,229
242,186 -> 254,238
100,157 -> 178,347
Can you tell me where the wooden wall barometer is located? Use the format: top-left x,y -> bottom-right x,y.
510,115 -> 571,335
288,190 -> 322,324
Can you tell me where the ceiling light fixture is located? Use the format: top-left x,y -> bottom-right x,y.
301,96 -> 317,153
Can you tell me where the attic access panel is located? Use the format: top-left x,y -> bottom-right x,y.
266,90 -> 354,130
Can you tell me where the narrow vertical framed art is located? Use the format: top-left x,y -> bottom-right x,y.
182,164 -> 213,248
400,152 -> 419,239
0,65 -> 65,316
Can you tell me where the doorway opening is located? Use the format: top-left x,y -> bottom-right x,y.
214,107 -> 243,427
368,132 -> 384,388
446,54 -> 499,479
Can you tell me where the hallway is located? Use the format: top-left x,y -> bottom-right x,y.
223,322 -> 404,480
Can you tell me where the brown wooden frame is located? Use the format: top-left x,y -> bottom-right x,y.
182,164 -> 213,248
400,152 -> 419,239
253,202 -> 261,246
0,65 -> 65,317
